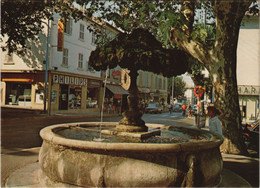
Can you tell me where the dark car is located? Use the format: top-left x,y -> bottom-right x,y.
145,103 -> 163,114
242,119 -> 259,149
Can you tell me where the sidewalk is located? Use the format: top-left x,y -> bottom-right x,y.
1,105 -> 119,120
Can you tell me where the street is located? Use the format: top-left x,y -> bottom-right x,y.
1,109 -> 259,187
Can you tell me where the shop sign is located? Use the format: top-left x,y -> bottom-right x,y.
65,76 -> 69,84
83,79 -> 87,86
53,74 -> 87,86
59,75 -> 64,84
51,90 -> 57,104
53,75 -> 59,83
79,78 -> 83,85
238,85 -> 260,95
75,78 -> 79,85
112,71 -> 121,76
70,77 -> 74,85
89,80 -> 100,86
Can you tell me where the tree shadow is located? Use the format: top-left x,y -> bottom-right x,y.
223,160 -> 259,187
18,32 -> 46,69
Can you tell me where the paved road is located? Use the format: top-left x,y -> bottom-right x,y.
1,108 -> 259,187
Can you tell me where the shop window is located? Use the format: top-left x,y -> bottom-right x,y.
87,87 -> 99,108
68,86 -> 81,109
6,83 -> 31,106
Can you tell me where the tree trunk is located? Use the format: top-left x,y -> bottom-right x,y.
208,62 -> 248,154
207,0 -> 250,154
169,0 -> 251,154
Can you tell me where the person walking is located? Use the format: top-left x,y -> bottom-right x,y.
187,103 -> 192,117
207,106 -> 223,136
182,103 -> 186,117
168,103 -> 173,114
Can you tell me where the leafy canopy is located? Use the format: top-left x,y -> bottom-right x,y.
89,28 -> 190,78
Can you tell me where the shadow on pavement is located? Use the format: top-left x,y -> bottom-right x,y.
223,160 -> 259,187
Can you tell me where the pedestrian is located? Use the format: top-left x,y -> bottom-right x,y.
182,103 -> 186,116
207,106 -> 223,136
168,103 -> 172,114
187,103 -> 192,117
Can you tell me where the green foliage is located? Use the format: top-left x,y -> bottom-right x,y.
168,76 -> 186,98
191,24 -> 208,43
1,1 -> 53,54
89,28 -> 189,78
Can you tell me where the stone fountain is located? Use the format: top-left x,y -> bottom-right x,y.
38,29 -> 223,187
39,122 -> 223,187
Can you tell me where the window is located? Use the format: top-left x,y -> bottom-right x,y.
79,24 -> 84,40
62,48 -> 68,66
78,53 -> 83,69
69,86 -> 81,109
159,78 -> 162,89
4,54 -> 14,65
64,18 -> 72,35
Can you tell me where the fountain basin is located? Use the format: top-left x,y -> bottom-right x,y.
39,122 -> 223,187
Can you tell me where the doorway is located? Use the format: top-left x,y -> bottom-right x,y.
59,85 -> 68,110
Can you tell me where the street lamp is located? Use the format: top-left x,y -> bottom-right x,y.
44,19 -> 50,114
171,76 -> 174,104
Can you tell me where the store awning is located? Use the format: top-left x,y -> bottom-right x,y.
106,85 -> 129,95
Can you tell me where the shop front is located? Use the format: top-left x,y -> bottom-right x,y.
1,71 -> 45,109
238,85 -> 259,121
105,84 -> 129,113
50,73 -> 102,114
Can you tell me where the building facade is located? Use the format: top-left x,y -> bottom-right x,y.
237,14 -> 259,121
1,13 -> 120,115
137,70 -> 168,106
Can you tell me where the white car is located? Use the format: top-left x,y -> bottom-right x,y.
145,103 -> 163,114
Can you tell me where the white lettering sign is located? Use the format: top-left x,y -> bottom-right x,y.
238,85 -> 260,95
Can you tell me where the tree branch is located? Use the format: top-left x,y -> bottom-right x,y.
169,1 -> 212,69
169,26 -> 211,69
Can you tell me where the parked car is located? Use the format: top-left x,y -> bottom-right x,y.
242,119 -> 259,149
145,103 -> 163,114
172,104 -> 182,112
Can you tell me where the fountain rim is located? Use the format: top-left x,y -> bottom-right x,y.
40,122 -> 223,153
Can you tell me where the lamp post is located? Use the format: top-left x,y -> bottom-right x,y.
144,71 -> 147,104
171,76 -> 174,104
44,19 -> 50,114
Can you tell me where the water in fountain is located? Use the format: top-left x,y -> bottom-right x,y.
93,67 -> 109,142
